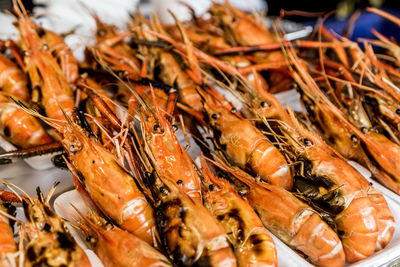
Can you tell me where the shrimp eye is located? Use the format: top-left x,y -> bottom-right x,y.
43,223 -> 51,232
160,186 -> 168,195
36,28 -> 45,37
43,44 -> 49,51
86,236 -> 94,243
22,51 -> 29,57
177,180 -> 183,186
97,29 -> 106,37
172,124 -> 178,131
396,109 -> 400,115
361,127 -> 368,134
303,138 -> 312,146
260,101 -> 269,108
211,114 -> 219,120
69,145 -> 78,153
231,107 -> 237,113
238,189 -> 247,197
153,124 -> 160,132
350,134 -> 358,143
208,184 -> 215,191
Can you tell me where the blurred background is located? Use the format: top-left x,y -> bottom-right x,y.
0,0 -> 399,46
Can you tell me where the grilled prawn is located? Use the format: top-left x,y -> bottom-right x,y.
144,170 -> 237,267
72,205 -> 172,267
201,158 -> 277,266
0,186 -> 91,267
219,161 -> 345,267
203,98 -> 292,190
53,112 -> 157,245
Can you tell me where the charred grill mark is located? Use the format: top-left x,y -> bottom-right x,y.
3,126 -> 10,138
294,175 -> 345,215
295,157 -> 335,188
26,245 -> 36,261
155,197 -> 191,265
43,205 -> 56,218
22,200 -> 31,223
216,208 -> 245,244
249,233 -> 264,245
249,234 -> 267,255
57,231 -> 76,250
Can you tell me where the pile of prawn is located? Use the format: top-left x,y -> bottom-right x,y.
1,0 -> 400,266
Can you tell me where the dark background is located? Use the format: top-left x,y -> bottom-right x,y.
268,0 -> 400,17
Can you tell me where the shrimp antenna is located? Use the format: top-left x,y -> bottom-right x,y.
90,49 -> 155,117
13,0 -> 27,17
0,209 -> 23,224
10,97 -> 64,130
45,182 -> 60,203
